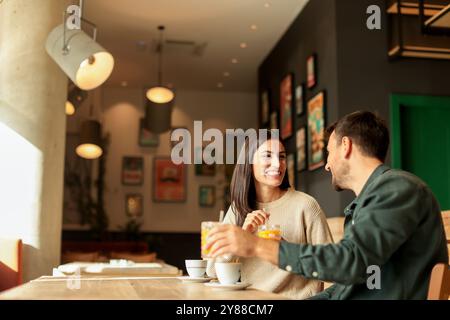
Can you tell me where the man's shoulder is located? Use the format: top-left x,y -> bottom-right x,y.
373,167 -> 428,191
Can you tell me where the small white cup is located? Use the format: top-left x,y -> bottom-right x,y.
215,262 -> 241,285
185,259 -> 207,278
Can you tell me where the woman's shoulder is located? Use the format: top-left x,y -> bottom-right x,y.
288,189 -> 320,206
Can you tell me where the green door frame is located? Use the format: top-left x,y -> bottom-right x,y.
390,93 -> 450,169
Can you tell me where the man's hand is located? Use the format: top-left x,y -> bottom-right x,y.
205,224 -> 280,265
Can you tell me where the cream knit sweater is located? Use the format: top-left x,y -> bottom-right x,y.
222,188 -> 333,300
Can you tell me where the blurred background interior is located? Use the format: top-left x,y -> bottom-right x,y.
0,0 -> 449,289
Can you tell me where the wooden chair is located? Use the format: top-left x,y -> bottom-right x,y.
442,211 -> 450,259
0,238 -> 23,292
427,263 -> 450,300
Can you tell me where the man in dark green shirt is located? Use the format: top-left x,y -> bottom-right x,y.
206,111 -> 448,299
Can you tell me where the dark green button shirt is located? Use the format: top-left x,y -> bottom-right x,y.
279,165 -> 448,299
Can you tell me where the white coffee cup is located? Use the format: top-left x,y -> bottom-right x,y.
215,262 -> 241,285
185,259 -> 207,278
203,258 -> 217,278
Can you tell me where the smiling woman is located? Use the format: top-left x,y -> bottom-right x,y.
220,130 -> 333,300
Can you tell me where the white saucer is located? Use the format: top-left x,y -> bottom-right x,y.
176,276 -> 213,283
204,282 -> 250,290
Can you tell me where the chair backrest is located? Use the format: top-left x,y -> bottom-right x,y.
327,217 -> 345,243
0,238 -> 23,292
427,263 -> 450,300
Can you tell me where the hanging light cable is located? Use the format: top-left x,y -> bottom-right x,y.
146,26 -> 174,104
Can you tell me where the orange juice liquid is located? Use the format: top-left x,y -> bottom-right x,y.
201,229 -> 210,257
257,229 -> 281,240
201,221 -> 219,258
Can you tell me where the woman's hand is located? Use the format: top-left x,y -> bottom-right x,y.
242,210 -> 270,233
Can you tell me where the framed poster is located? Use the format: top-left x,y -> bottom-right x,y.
270,112 -> 278,130
307,54 -> 317,89
295,84 -> 304,116
125,194 -> 143,217
307,91 -> 326,171
296,127 -> 307,171
261,90 -> 270,125
280,74 -> 293,139
139,118 -> 159,147
153,157 -> 186,202
287,154 -> 295,187
122,156 -> 144,185
199,185 -> 216,207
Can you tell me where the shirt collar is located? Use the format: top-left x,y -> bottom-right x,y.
343,164 -> 391,216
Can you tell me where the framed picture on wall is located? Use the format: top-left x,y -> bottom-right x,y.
153,157 -> 186,203
261,90 -> 270,125
270,112 -> 278,130
296,126 -> 307,171
307,54 -> 317,89
199,185 -> 216,207
125,194 -> 143,218
280,74 -> 293,140
287,154 -> 295,187
122,156 -> 144,185
307,91 -> 326,171
138,118 -> 159,147
295,84 -> 304,116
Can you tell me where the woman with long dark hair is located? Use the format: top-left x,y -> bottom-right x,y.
222,131 -> 332,299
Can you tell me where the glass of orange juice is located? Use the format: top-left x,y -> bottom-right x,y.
257,224 -> 281,241
201,221 -> 220,258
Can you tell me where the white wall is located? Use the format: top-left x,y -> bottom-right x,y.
66,88 -> 257,233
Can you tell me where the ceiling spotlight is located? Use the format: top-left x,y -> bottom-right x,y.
217,83 -> 224,88
121,81 -> 128,87
250,25 -> 258,31
231,58 -> 238,64
46,15 -> 114,90
264,3 -> 270,8
223,72 -> 230,77
240,42 -> 247,49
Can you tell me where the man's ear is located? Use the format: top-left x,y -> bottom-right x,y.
341,136 -> 352,159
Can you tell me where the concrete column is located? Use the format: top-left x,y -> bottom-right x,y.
0,0 -> 70,281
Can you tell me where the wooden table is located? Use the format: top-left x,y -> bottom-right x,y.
0,276 -> 287,300
56,261 -> 182,277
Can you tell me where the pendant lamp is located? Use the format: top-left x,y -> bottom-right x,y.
66,85 -> 87,115
76,119 -> 103,159
145,99 -> 173,134
146,26 -> 174,104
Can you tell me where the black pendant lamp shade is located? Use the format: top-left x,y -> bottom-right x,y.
66,87 -> 87,115
145,100 -> 173,134
76,120 -> 103,159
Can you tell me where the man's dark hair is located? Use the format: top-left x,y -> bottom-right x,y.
325,111 -> 390,162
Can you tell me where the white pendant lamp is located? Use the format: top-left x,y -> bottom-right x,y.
146,26 -> 174,104
45,7 -> 114,90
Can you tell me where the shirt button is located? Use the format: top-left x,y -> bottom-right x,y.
286,265 -> 292,272
312,271 -> 318,278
